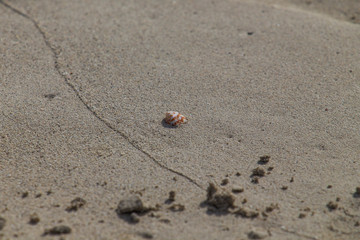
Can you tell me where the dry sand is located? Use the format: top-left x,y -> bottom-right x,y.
0,0 -> 360,239
269,0 -> 360,24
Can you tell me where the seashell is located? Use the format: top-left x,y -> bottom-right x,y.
165,111 -> 188,126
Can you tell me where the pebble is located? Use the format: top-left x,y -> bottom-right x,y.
247,228 -> 268,239
231,186 -> 244,193
116,195 -> 148,214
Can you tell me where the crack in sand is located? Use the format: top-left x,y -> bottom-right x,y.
343,209 -> 360,218
0,0 -> 203,190
328,225 -> 360,236
277,226 -> 319,240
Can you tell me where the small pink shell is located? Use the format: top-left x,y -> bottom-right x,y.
165,111 -> 188,126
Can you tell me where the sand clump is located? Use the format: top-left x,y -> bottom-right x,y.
0,217 -> 5,231
326,201 -> 338,211
116,195 -> 157,224
257,156 -> 270,165
28,213 -> 40,225
168,204 -> 185,212
165,191 -> 176,204
42,225 -> 72,236
116,196 -> 150,214
221,178 -> 229,186
205,183 -> 235,212
234,208 -> 259,219
66,197 -> 86,212
354,187 -> 360,198
251,167 -> 266,177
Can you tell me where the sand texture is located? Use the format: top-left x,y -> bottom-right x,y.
270,0 -> 360,24
0,0 -> 360,239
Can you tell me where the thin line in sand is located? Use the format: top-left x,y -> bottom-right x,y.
0,0 -> 203,190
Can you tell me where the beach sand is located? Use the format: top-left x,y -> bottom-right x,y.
0,0 -> 359,239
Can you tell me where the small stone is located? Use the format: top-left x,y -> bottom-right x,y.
232,186 -> 244,194
21,192 -> 29,198
66,197 -> 86,212
258,155 -> 270,165
116,196 -> 148,214
247,229 -> 267,239
326,201 -> 338,211
0,217 -> 6,231
29,213 -> 40,225
235,172 -> 241,176
43,225 -> 71,236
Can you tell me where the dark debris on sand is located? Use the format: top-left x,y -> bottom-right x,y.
116,195 -> 150,214
43,225 -> 71,236
234,208 -> 259,219
116,195 -> 154,224
29,213 -> 40,225
0,217 -> 5,231
251,167 -> 266,177
258,155 -> 270,165
205,183 -> 235,212
66,197 -> 86,212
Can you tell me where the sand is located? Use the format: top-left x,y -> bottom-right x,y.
0,0 -> 359,239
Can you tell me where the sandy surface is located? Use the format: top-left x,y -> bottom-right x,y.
0,0 -> 359,239
269,0 -> 360,24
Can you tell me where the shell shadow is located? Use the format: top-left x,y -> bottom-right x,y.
161,119 -> 178,129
